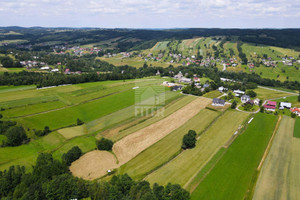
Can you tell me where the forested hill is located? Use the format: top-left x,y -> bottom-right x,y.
1,27 -> 300,51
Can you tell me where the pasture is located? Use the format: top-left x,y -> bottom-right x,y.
145,110 -> 249,186
191,113 -> 277,200
253,116 -> 299,200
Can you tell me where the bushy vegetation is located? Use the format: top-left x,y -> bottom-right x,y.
246,90 -> 257,98
0,153 -> 190,200
97,138 -> 114,151
62,146 -> 82,166
182,130 -> 197,149
34,126 -> 51,137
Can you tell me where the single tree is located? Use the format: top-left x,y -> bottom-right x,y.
62,146 -> 82,166
5,126 -> 28,146
182,130 -> 197,149
97,138 -> 114,151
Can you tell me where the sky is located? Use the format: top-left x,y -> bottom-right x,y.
0,0 -> 299,28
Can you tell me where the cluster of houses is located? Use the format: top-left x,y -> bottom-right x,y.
64,68 -> 82,75
20,60 -> 47,69
53,46 -> 102,56
282,56 -> 300,66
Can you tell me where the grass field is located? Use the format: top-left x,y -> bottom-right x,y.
254,87 -> 294,100
252,116 -> 299,200
191,113 -> 277,200
203,90 -> 222,98
294,118 -> 300,138
0,78 -> 184,172
119,108 -> 220,180
145,110 -> 249,186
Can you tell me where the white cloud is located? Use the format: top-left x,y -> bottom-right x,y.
0,0 -> 299,27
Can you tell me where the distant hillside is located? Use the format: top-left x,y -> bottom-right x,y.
0,27 -> 300,51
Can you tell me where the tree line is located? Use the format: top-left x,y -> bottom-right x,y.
0,64 -> 299,90
0,152 -> 190,200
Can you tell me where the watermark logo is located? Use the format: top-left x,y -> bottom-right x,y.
134,83 -> 165,117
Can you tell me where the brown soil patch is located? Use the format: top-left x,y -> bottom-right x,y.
113,97 -> 211,165
70,150 -> 118,180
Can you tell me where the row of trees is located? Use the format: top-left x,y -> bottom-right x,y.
0,63 -> 299,90
0,153 -> 190,200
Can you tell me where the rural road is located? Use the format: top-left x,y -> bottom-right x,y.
235,86 -> 298,114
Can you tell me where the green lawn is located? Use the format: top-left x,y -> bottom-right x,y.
119,108 -> 219,180
145,110 -> 249,186
294,118 -> 300,138
191,113 -> 277,200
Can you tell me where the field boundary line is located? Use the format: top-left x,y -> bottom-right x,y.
11,90 -> 123,119
187,147 -> 228,192
142,109 -> 225,182
257,115 -> 282,170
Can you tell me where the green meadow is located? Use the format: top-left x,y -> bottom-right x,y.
191,113 -> 277,200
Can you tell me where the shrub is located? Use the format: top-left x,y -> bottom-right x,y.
77,118 -> 84,125
231,100 -> 237,109
97,138 -> 114,151
182,130 -> 197,149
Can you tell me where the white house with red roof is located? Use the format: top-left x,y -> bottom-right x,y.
290,108 -> 300,116
264,101 -> 277,112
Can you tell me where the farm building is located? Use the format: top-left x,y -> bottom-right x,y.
241,95 -> 251,104
264,101 -> 277,112
212,98 -> 225,106
290,107 -> 300,116
179,77 -> 192,84
279,102 -> 292,110
233,90 -> 245,97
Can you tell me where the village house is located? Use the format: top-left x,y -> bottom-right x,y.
193,76 -> 200,82
174,71 -> 183,79
254,98 -> 260,106
218,86 -> 228,93
290,108 -> 300,116
212,98 -> 225,106
264,101 -> 277,112
241,95 -> 251,104
279,102 -> 292,110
